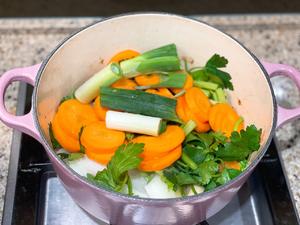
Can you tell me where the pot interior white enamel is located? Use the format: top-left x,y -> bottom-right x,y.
36,14 -> 274,155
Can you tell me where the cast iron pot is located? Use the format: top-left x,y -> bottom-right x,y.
1,13 -> 300,225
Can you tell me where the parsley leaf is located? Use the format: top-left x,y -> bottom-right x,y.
49,122 -> 61,149
59,92 -> 75,105
87,143 -> 144,192
205,54 -> 228,68
189,54 -> 233,90
216,125 -> 262,161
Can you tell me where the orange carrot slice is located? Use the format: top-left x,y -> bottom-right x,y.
139,145 -> 182,171
208,103 -> 244,137
85,149 -> 114,165
94,96 -> 108,121
57,99 -> 98,138
134,74 -> 160,86
146,88 -> 173,98
184,104 -> 210,132
176,96 -> 189,122
52,114 -> 80,152
185,87 -> 211,122
224,161 -> 241,170
109,49 -> 140,64
80,121 -> 125,154
111,78 -> 136,90
172,74 -> 194,94
132,125 -> 185,154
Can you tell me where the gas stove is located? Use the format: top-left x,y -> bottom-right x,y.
2,84 -> 300,225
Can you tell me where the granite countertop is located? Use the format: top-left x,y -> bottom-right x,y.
1,14 -> 300,222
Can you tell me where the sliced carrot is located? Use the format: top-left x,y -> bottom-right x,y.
94,96 -> 108,121
111,78 -> 136,90
80,121 -> 125,154
57,99 -> 98,138
134,74 -> 160,86
132,125 -> 185,154
86,149 -> 114,165
157,88 -> 173,98
184,104 -> 210,132
208,103 -> 244,137
224,161 -> 241,170
52,114 -> 80,152
185,87 -> 211,122
139,145 -> 182,171
176,96 -> 189,122
109,49 -> 140,64
172,74 -> 194,94
146,88 -> 173,98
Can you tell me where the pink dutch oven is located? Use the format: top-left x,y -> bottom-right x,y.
0,13 -> 300,225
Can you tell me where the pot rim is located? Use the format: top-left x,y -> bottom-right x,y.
32,12 -> 277,203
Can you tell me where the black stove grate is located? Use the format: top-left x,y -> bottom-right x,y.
1,84 -> 300,225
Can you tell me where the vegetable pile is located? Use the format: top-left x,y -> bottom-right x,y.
50,44 -> 262,198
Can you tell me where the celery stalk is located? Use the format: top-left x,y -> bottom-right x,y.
194,80 -> 219,90
215,88 -> 226,103
181,120 -> 197,136
201,89 -> 211,98
211,91 -> 219,102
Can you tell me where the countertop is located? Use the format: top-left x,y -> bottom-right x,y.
1,15 -> 300,222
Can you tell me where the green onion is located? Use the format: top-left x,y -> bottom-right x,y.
181,120 -> 197,136
194,80 -> 219,91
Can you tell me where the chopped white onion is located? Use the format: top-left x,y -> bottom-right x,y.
68,155 -> 105,177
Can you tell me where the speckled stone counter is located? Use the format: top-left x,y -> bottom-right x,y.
1,15 -> 300,222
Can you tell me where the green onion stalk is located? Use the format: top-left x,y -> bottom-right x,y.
75,44 -> 181,103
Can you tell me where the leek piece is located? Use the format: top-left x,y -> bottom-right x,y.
136,72 -> 187,90
105,110 -> 164,136
215,88 -> 226,103
100,87 -> 179,122
181,120 -> 197,136
75,44 -> 181,103
75,64 -> 122,103
194,80 -> 219,91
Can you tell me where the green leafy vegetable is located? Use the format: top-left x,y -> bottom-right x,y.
216,125 -> 262,161
205,54 -> 228,68
189,54 -> 233,90
49,123 -> 61,149
87,143 -> 144,193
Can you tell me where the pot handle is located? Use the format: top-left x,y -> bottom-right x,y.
261,61 -> 300,128
0,64 -> 42,142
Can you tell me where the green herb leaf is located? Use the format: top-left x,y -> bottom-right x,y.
59,92 -> 75,105
125,132 -> 135,141
194,161 -> 219,185
205,66 -> 233,90
206,54 -> 228,68
216,125 -> 262,161
183,145 -> 207,164
49,123 -> 61,149
87,143 -> 144,192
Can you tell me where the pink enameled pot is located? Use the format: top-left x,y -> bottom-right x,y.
1,13 -> 300,225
